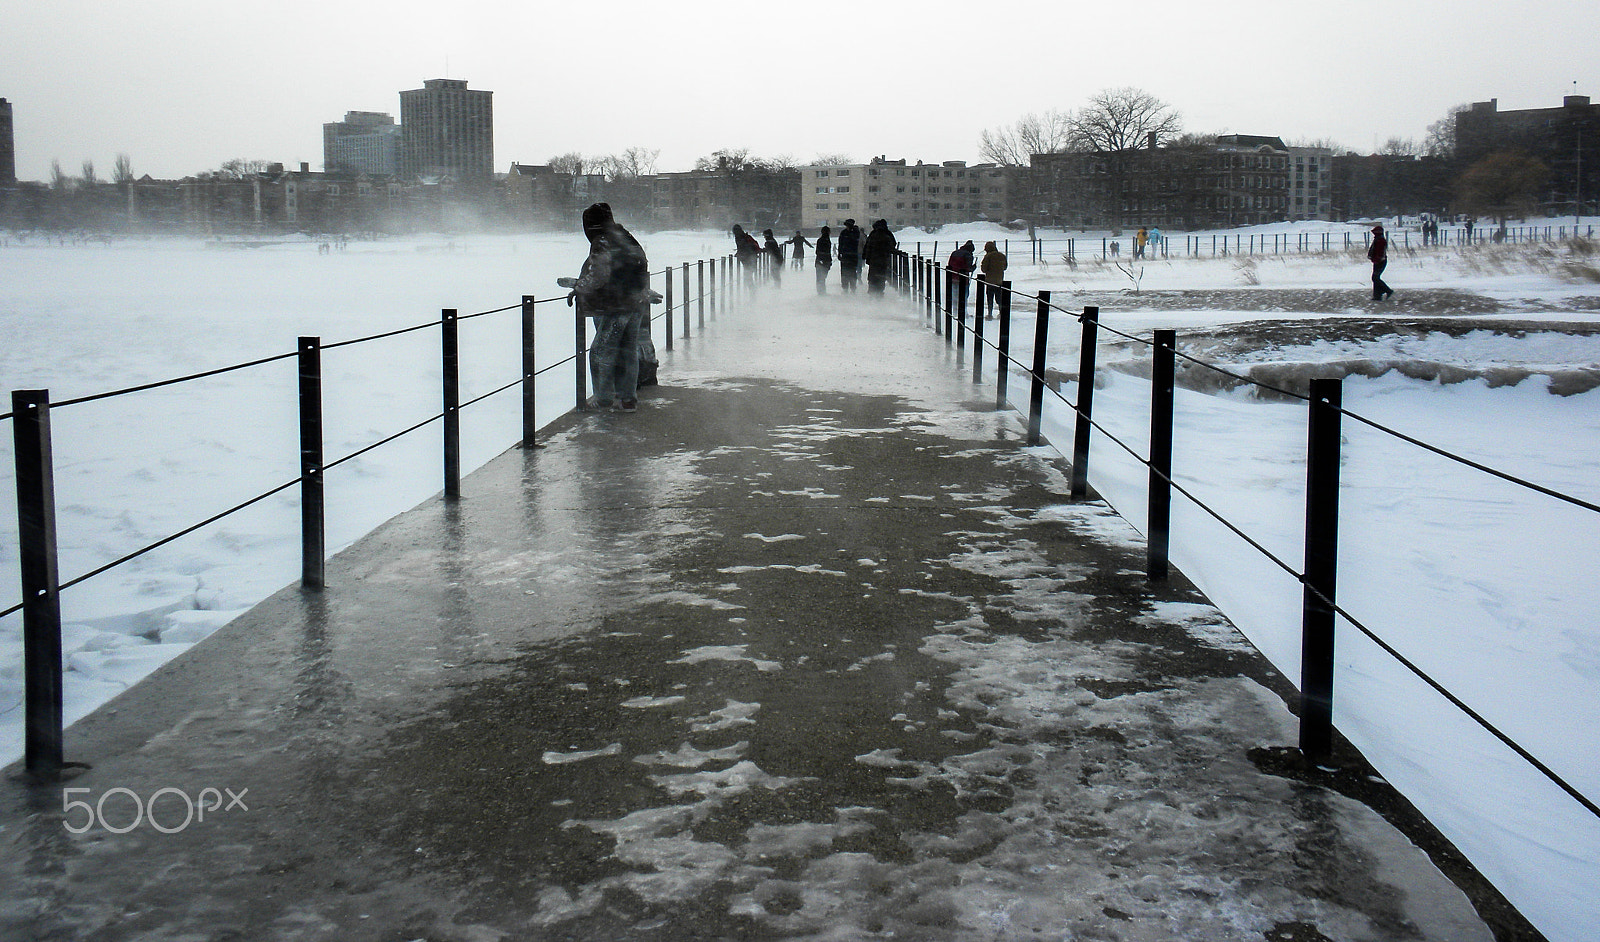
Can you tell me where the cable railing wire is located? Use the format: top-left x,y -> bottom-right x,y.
930,276 -> 1600,820
938,266 -> 1599,514
50,349 -> 301,410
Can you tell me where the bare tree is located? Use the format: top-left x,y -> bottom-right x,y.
1424,104 -> 1469,159
1379,137 -> 1421,157
1288,136 -> 1351,155
50,159 -> 71,192
113,153 -> 134,184
547,152 -> 588,176
1069,88 -> 1182,153
615,146 -> 659,178
695,148 -> 753,173
811,153 -> 855,166
978,110 -> 1074,166
81,160 -> 99,187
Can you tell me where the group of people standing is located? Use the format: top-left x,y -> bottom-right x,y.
739,219 -> 902,295
944,239 -> 1010,318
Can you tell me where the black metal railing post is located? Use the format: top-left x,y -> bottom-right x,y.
996,282 -> 1013,410
298,337 -> 325,589
521,296 -> 539,447
1028,291 -> 1051,446
13,389 -> 64,777
698,260 -> 706,328
1070,306 -> 1099,500
441,309 -> 461,500
972,280 -> 986,385
663,268 -> 674,351
942,267 -> 953,340
1300,377 -> 1344,761
682,262 -> 691,338
1148,329 -> 1176,579
574,297 -> 588,410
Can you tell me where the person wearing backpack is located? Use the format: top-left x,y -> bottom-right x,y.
575,202 -> 652,412
836,219 -> 864,292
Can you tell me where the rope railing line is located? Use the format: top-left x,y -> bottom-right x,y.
1328,596 -> 1600,819
533,354 -> 579,378
321,318 -> 437,350
1340,408 -> 1600,514
57,476 -> 302,593
457,301 -> 524,321
322,411 -> 445,472
919,281 -> 1600,821
49,350 -> 302,409
935,274 -> 1600,513
459,376 -> 524,411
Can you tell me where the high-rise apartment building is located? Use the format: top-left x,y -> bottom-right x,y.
399,79 -> 493,180
0,98 -> 15,186
323,111 -> 401,176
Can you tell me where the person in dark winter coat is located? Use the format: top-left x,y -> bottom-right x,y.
814,225 -> 833,295
575,202 -> 652,411
1368,224 -> 1393,300
787,231 -> 812,269
862,219 -> 898,294
836,219 -> 864,292
732,224 -> 761,288
762,229 -> 783,286
978,241 -> 1007,319
947,240 -> 976,313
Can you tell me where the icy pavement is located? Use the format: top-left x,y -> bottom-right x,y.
0,287 -> 1521,940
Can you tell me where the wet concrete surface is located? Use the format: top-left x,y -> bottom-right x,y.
0,290 -> 1532,940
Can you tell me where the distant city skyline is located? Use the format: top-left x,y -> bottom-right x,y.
3,0 -> 1596,183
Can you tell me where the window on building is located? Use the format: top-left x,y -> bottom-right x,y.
837,186 -> 850,193
816,203 -> 829,210
836,202 -> 849,209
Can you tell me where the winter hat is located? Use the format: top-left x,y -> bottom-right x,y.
984,241 -> 997,251
844,219 -> 855,227
582,202 -> 615,242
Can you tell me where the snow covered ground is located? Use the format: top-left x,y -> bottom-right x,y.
3,219 -> 1599,941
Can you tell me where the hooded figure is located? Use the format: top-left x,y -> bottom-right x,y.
836,219 -> 864,291
814,225 -> 833,295
1368,224 -> 1392,301
945,240 -> 977,314
732,224 -> 761,288
979,240 -> 1008,319
575,202 -> 652,409
862,219 -> 898,295
763,228 -> 784,286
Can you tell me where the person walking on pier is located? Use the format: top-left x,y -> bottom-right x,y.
1368,224 -> 1393,301
814,225 -> 833,295
576,202 -> 651,412
837,219 -> 864,291
862,220 -> 897,295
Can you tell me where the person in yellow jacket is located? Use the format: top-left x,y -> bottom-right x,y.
978,241 -> 1008,319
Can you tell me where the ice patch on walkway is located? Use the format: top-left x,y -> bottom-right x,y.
670,645 -> 782,672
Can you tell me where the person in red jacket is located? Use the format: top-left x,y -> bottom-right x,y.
1368,224 -> 1393,301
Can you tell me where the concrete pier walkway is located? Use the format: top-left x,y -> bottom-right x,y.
2,284 -> 1526,941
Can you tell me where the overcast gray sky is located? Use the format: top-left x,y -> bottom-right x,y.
4,0 -> 1596,182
